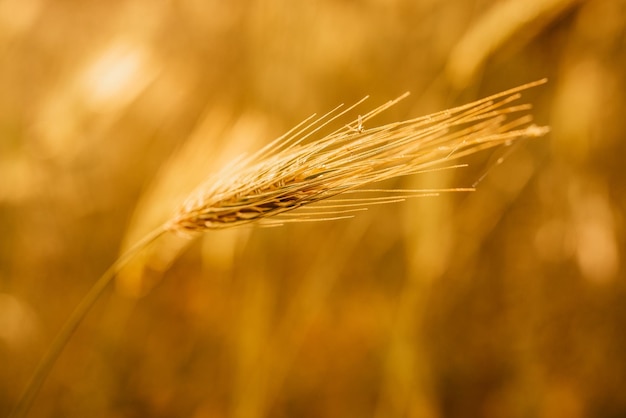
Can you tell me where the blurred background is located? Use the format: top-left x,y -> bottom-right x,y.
1,0 -> 625,417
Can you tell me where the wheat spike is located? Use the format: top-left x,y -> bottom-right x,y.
166,79 -> 549,232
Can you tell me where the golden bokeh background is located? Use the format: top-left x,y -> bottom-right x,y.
2,0 -> 625,417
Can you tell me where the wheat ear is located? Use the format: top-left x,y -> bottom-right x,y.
166,79 -> 548,231
11,79 -> 548,417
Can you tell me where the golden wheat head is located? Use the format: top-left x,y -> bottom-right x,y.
166,79 -> 549,233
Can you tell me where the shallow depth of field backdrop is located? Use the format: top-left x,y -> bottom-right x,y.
2,0 -> 625,417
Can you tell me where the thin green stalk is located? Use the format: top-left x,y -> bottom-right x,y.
10,226 -> 168,418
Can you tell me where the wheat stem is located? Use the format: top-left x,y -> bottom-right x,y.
10,227 -> 167,418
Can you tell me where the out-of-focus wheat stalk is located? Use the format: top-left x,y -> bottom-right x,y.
11,79 -> 548,418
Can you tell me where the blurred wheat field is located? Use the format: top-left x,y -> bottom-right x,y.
1,1 -> 625,417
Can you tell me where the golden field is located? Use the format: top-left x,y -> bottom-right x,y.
1,0 -> 625,417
